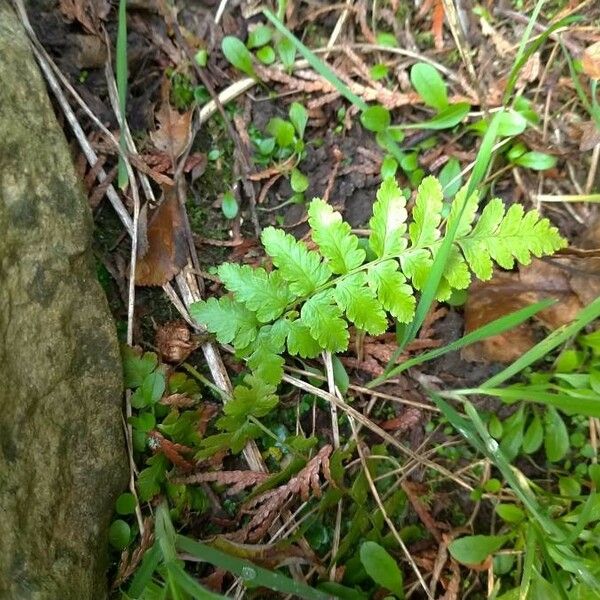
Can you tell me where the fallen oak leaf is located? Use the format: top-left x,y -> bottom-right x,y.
134,186 -> 188,286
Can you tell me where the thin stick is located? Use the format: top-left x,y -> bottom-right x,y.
322,352 -> 342,579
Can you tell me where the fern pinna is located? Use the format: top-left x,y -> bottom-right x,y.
191,176 -> 565,386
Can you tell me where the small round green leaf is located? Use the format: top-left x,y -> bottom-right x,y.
247,25 -> 272,49
256,45 -> 276,65
221,192 -> 239,219
514,151 -> 557,171
360,105 -> 391,132
109,519 -> 131,550
371,64 -> 389,80
222,36 -> 255,78
194,49 -> 208,67
376,32 -> 397,47
496,110 -> 527,136
359,541 -> 404,597
544,407 -> 569,462
331,355 -> 349,395
495,503 -> 525,523
275,36 -> 296,70
266,117 -> 295,147
449,535 -> 507,565
522,414 -> 543,454
290,168 -> 309,193
410,63 -> 448,110
380,155 -> 398,178
289,102 -> 308,139
116,493 -> 137,515
438,157 -> 462,198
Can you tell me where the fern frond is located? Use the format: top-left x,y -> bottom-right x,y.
308,198 -> 366,274
190,175 -> 567,388
367,260 -> 416,323
261,227 -> 331,295
459,198 -> 567,277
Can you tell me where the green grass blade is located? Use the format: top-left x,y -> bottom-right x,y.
263,8 -> 407,164
454,386 -> 600,418
397,111 -> 502,353
116,0 -> 128,188
504,11 -> 580,104
176,535 -> 334,600
126,543 -> 162,597
164,562 -> 227,600
368,299 -> 554,387
263,9 -> 366,109
481,296 -> 600,388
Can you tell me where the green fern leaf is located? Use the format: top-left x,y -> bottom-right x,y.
308,198 -> 366,274
217,375 -> 278,430
301,290 -> 349,352
261,227 -> 331,295
446,185 -> 479,238
459,199 -> 566,274
400,249 -> 432,290
218,263 -> 294,322
409,176 -> 443,247
190,297 -> 258,347
287,320 -> 322,358
246,322 -> 288,384
333,273 -> 388,334
458,198 -> 504,279
440,246 -> 471,290
367,260 -> 416,323
369,178 -> 408,258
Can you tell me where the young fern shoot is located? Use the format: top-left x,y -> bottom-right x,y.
191,176 -> 566,386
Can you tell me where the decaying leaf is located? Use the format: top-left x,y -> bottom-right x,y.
59,0 -> 110,34
380,407 -> 422,432
112,517 -> 154,589
149,103 -> 193,162
175,470 -> 269,495
582,41 -> 600,80
148,431 -> 195,471
237,445 -> 333,542
462,260 -> 584,363
155,320 -> 199,363
135,187 -> 188,286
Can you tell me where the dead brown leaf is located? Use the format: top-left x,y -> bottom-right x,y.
380,407 -> 422,433
148,431 -> 195,471
149,103 -> 193,163
135,187 -> 188,286
237,445 -> 333,542
155,320 -> 199,363
582,41 -> 600,80
462,260 -> 584,363
59,0 -> 110,34
175,470 -> 270,495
